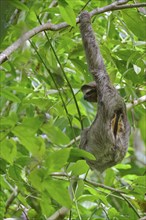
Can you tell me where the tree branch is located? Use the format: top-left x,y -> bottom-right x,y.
0,2 -> 146,64
65,135 -> 80,148
47,207 -> 69,220
49,0 -> 58,8
50,172 -> 141,219
120,193 -> 141,218
90,2 -> 146,17
84,179 -> 125,194
51,172 -> 126,194
127,95 -> 146,110
5,186 -> 19,212
85,177 -> 144,218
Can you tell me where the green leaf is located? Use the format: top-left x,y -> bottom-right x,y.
29,168 -> 46,191
1,89 -> 21,103
0,71 -> 5,82
68,160 -> 89,175
133,176 -> 146,199
124,174 -> 138,181
122,10 -> 146,40
12,117 -> 45,157
45,148 -> 70,172
108,207 -> 120,218
115,164 -> 131,170
68,148 -> 96,162
13,117 -> 43,136
18,194 -> 29,207
10,86 -> 33,94
134,176 -> 146,186
40,193 -> 54,216
8,0 -> 29,11
85,186 -> 108,206
75,180 -> 84,199
104,168 -> 116,186
43,179 -> 72,208
41,123 -> 70,145
8,164 -> 22,182
25,97 -> 51,110
0,191 -> 5,219
17,135 -> 45,157
0,113 -> 18,129
67,102 -> 86,116
27,209 -> 38,219
0,139 -> 17,164
124,68 -> 139,84
58,0 -> 76,26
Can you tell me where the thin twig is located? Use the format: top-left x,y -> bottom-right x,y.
120,193 -> 141,218
47,207 -> 69,220
90,2 -> 146,17
5,186 -> 19,212
0,2 -> 146,64
84,179 -> 125,194
127,95 -> 146,110
65,135 -> 80,148
79,0 -> 91,13
50,172 -> 69,177
49,0 -> 58,8
51,172 -> 125,194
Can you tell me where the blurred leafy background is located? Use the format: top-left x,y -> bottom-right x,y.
0,0 -> 146,219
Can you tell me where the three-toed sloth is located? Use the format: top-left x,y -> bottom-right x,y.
79,11 -> 131,172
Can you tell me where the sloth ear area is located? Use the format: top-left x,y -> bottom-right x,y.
81,81 -> 97,102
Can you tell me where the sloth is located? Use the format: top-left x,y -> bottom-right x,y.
79,11 -> 131,172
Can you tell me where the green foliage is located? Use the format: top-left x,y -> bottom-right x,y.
58,0 -> 76,26
0,0 -> 15,44
8,0 -> 29,11
122,10 -> 146,40
0,0 -> 146,219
